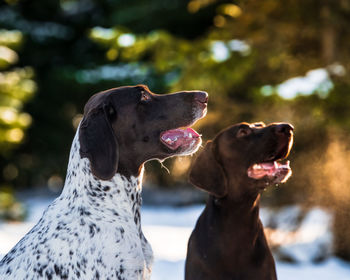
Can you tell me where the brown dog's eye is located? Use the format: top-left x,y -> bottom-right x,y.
108,106 -> 115,115
237,127 -> 252,138
105,104 -> 116,119
140,91 -> 151,102
251,122 -> 265,128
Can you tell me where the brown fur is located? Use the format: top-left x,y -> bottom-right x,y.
186,122 -> 294,280
79,85 -> 207,179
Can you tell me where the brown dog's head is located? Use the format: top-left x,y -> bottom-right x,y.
79,85 -> 208,180
189,122 -> 293,198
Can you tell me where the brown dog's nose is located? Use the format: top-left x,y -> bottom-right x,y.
275,123 -> 294,136
194,91 -> 209,104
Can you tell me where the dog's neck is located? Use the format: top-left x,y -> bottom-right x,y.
212,190 -> 261,220
209,188 -> 262,243
59,129 -> 144,222
203,184 -> 273,268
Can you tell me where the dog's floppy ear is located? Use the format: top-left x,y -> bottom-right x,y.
79,102 -> 118,180
189,141 -> 227,197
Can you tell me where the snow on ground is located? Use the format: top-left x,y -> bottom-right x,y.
261,206 -> 334,263
1,197 -> 350,280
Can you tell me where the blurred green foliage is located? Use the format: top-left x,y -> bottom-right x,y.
0,187 -> 26,220
0,28 -> 36,181
0,0 -> 350,259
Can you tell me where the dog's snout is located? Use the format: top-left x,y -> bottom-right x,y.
275,123 -> 294,136
194,91 -> 208,104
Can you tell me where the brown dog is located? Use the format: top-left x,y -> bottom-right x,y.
185,122 -> 294,280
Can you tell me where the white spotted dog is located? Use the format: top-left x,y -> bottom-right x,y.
0,85 -> 208,280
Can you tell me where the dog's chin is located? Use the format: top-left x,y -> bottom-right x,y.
271,167 -> 292,184
263,168 -> 292,188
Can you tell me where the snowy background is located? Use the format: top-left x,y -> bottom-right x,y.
1,195 -> 350,279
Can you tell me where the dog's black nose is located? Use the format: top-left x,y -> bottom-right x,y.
194,91 -> 208,104
275,123 -> 294,136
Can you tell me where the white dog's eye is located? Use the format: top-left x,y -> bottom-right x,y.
140,91 -> 151,101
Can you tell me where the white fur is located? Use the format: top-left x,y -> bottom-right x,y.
0,128 -> 153,280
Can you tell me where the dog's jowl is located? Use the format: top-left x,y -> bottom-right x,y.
185,122 -> 293,280
0,85 -> 208,280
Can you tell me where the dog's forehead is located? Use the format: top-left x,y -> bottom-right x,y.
219,122 -> 267,140
107,86 -> 142,105
234,122 -> 266,131
84,85 -> 148,113
223,122 -> 250,133
215,124 -> 240,139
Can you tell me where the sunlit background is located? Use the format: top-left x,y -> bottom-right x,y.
1,0 -> 350,279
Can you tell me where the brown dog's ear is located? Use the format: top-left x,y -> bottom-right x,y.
79,103 -> 118,180
189,141 -> 227,197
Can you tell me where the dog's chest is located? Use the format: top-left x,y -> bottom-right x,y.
60,166 -> 149,277
0,175 -> 149,280
2,180 -> 145,277
0,136 -> 152,279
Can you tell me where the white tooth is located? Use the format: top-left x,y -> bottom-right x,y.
280,160 -> 290,168
165,138 -> 172,143
174,137 -> 178,141
274,161 -> 278,168
189,133 -> 192,138
253,164 -> 261,170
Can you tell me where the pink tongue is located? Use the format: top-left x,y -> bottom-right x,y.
247,161 -> 290,179
247,162 -> 277,179
160,128 -> 200,150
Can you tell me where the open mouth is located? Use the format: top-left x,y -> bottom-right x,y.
247,139 -> 293,184
160,92 -> 207,154
247,160 -> 292,183
160,127 -> 201,152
